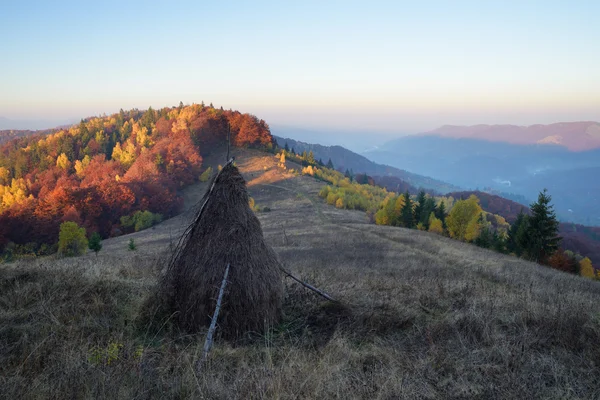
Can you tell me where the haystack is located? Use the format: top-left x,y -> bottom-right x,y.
161,162 -> 283,339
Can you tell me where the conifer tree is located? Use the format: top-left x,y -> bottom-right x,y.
414,190 -> 427,225
436,200 -> 447,228
400,190 -> 414,228
327,158 -> 334,169
88,232 -> 102,257
524,189 -> 561,263
307,151 -> 316,165
284,142 -> 290,152
507,209 -> 527,256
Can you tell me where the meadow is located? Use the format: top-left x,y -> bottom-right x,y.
2,150 -> 600,399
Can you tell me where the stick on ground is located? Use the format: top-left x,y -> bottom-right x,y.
197,263 -> 230,373
280,267 -> 337,302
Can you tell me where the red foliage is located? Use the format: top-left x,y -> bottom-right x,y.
0,104 -> 275,252
546,249 -> 579,274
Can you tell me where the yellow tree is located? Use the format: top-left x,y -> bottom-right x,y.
446,195 -> 483,241
56,153 -> 71,170
579,257 -> 595,279
0,166 -> 9,185
74,155 -> 91,178
428,212 -> 444,234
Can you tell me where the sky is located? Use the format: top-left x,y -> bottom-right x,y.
1,0 -> 600,137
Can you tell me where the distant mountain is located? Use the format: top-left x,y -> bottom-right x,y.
0,129 -> 57,145
274,136 -> 461,194
0,117 -> 73,131
365,134 -> 600,226
424,121 -> 600,151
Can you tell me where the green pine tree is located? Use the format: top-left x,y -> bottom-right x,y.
414,190 -> 427,226
435,200 -> 447,228
88,232 -> 102,257
327,158 -> 334,169
401,191 -> 414,228
507,209 -> 527,256
524,189 -> 561,263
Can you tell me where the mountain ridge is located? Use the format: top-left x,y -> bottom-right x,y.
422,121 -> 600,151
274,135 -> 461,194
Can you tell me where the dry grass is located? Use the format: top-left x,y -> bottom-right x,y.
2,149 -> 600,399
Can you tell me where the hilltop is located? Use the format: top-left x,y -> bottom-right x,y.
2,148 -> 600,399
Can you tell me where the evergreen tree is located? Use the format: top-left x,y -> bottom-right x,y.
400,191 -> 414,228
414,190 -> 427,225
421,197 -> 437,228
492,231 -> 507,253
307,151 -> 316,165
291,147 -> 295,155
317,158 -> 324,166
88,232 -> 102,257
436,200 -> 447,228
327,158 -> 334,169
284,142 -> 290,152
524,189 -> 561,263
507,209 -> 527,256
475,224 -> 493,248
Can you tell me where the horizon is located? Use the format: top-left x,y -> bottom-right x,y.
2,1 -> 600,136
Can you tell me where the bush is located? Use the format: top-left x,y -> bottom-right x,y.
128,238 -> 136,251
58,221 -> 88,257
199,166 -> 213,182
120,210 -> 162,232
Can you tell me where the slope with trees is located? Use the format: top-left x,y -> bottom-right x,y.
0,104 -> 274,257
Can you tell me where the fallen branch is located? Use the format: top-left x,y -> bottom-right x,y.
197,263 -> 230,374
280,267 -> 337,302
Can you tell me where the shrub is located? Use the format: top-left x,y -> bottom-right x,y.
120,210 -> 162,232
58,221 -> 88,257
199,166 -> 213,182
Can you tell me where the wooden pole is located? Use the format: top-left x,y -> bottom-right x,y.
226,122 -> 231,162
197,263 -> 230,373
279,267 -> 337,302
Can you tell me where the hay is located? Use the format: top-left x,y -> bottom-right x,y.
160,162 -> 284,339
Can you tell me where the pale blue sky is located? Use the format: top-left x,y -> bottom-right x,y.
1,0 -> 599,133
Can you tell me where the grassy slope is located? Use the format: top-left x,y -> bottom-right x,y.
1,149 -> 600,399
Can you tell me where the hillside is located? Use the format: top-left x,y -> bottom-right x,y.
425,121 -> 600,151
2,148 -> 600,399
274,135 -> 460,193
448,190 -> 600,264
0,105 -> 273,256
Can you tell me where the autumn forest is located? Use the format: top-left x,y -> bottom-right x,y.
0,103 -> 273,257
